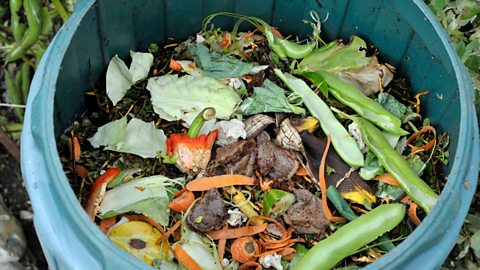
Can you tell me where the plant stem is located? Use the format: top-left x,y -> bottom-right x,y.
0,103 -> 27,108
51,0 -> 69,22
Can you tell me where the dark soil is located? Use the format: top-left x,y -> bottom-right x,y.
0,146 -> 48,270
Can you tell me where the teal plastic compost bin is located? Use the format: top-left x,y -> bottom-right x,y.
21,0 -> 479,269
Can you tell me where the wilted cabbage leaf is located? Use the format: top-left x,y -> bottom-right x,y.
178,223 -> 222,270
100,175 -> 183,226
88,117 -> 166,158
129,51 -> 154,83
106,51 -> 154,105
188,43 -> 267,79
146,74 -> 241,122
240,79 -> 305,115
295,36 -> 394,96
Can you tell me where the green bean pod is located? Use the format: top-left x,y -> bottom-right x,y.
21,63 -> 30,104
294,203 -> 405,270
358,118 -> 438,212
301,71 -> 408,136
6,0 -> 42,62
264,27 -> 315,59
275,69 -> 364,168
10,0 -> 26,41
5,71 -> 24,121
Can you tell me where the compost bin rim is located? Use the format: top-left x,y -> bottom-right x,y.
27,0 -> 477,268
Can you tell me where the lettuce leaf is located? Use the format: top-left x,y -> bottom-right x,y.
88,117 -> 166,158
146,75 -> 241,121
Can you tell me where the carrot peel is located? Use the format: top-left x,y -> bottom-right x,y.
406,126 -> 436,153
231,236 -> 260,263
169,59 -> 183,71
401,196 -> 422,226
186,174 -> 254,191
207,223 -> 267,240
174,244 -> 202,270
168,189 -> 195,213
319,135 -> 347,222
373,173 -> 401,187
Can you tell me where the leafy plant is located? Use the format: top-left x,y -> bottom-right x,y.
428,0 -> 480,115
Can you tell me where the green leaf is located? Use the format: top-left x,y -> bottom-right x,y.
240,79 -> 305,115
298,37 -> 369,73
147,75 -> 241,122
287,244 -> 309,270
406,154 -> 426,176
188,43 -> 267,79
88,117 -> 167,158
100,175 -> 183,226
376,182 -> 405,201
470,231 -> 480,259
326,186 -> 358,221
471,231 -> 480,260
359,151 -> 384,180
377,92 -> 420,123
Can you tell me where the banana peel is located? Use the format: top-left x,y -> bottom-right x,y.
108,221 -> 169,264
290,116 -> 319,133
301,132 -> 376,204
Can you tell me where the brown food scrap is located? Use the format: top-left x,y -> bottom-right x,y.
284,189 -> 330,234
301,132 -> 376,204
187,189 -> 226,232
75,165 -> 89,178
214,139 -> 257,177
68,136 -> 81,161
256,133 -> 299,181
244,114 -> 275,139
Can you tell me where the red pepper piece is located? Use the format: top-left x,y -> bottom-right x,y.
84,167 -> 121,220
166,130 -> 218,175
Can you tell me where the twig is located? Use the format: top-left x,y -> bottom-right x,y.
0,103 -> 26,108
0,129 -> 20,162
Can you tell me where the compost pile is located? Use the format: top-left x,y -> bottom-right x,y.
57,12 -> 450,270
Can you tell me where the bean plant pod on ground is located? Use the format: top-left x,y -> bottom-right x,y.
57,12 -> 451,270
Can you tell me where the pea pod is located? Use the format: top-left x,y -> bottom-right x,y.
301,71 -> 408,136
10,0 -> 26,41
357,117 -> 438,213
6,0 -> 42,62
275,69 -> 364,168
294,203 -> 405,270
